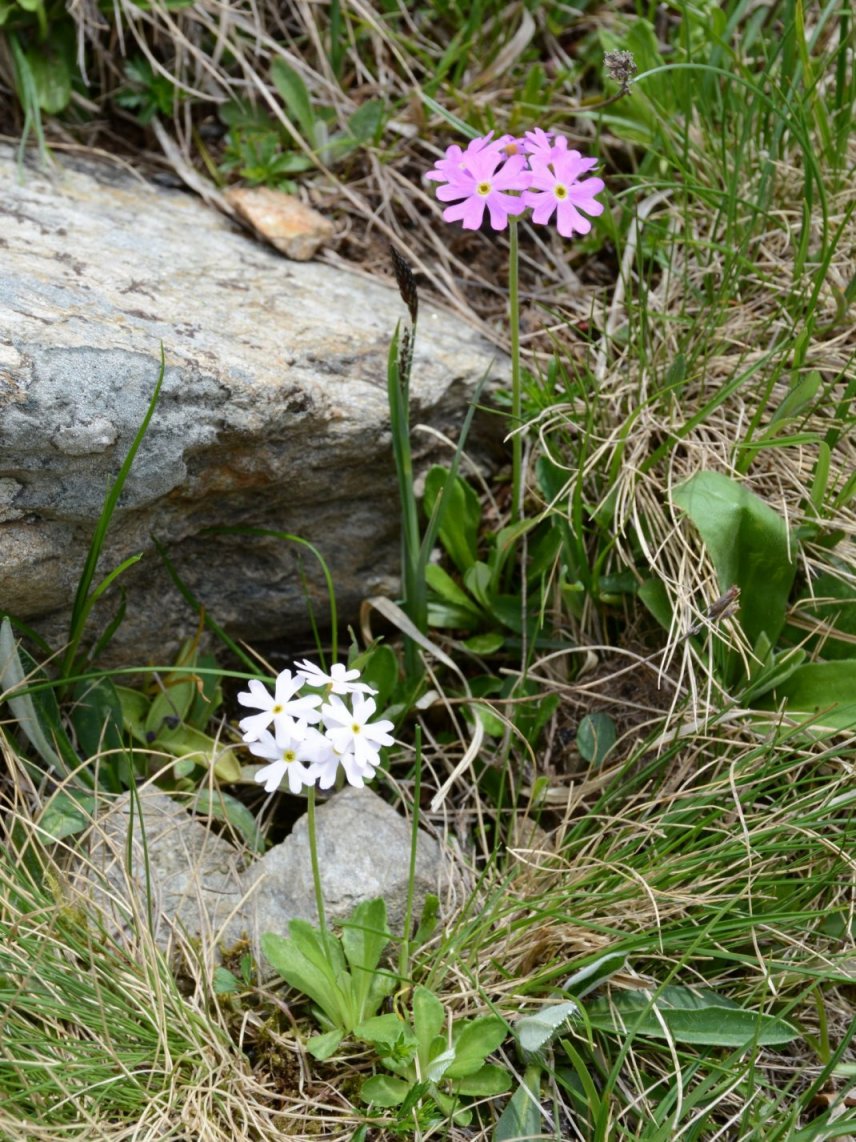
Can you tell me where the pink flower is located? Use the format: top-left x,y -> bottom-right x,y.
425,134 -> 529,231
520,128 -> 558,161
425,128 -> 605,239
523,148 -> 604,238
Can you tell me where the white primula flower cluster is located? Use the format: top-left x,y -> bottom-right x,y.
237,661 -> 394,794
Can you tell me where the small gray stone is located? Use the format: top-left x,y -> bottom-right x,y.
70,785 -> 445,969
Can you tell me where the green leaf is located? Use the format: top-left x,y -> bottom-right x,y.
145,678 -> 197,739
516,1002 -> 579,1057
494,1072 -> 543,1142
585,985 -> 800,1047
355,1012 -> 413,1049
350,644 -> 399,708
345,98 -> 385,144
307,1029 -> 344,1060
270,58 -> 317,146
452,1062 -> 512,1097
71,676 -> 125,756
23,40 -> 72,114
340,899 -> 394,1019
360,1074 -> 411,1107
425,563 -> 484,616
638,577 -> 672,630
413,894 -> 439,948
412,986 -> 445,1068
115,684 -> 150,742
0,619 -> 80,781
755,660 -> 856,731
212,966 -> 240,994
741,647 -> 806,705
445,1016 -> 507,1079
768,370 -> 822,426
461,632 -> 505,655
38,790 -> 98,842
261,924 -> 345,1023
563,950 -> 627,998
464,562 -> 493,610
576,713 -> 617,766
423,467 -> 481,574
672,471 -> 796,650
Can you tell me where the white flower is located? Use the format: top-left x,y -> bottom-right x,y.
321,692 -> 395,771
294,659 -> 377,696
237,669 -> 322,742
249,723 -> 329,794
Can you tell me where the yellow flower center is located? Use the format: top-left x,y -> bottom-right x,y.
476,180 -> 492,198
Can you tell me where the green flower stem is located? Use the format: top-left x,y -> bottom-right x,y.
306,787 -> 327,932
398,724 -> 422,980
509,218 -> 522,524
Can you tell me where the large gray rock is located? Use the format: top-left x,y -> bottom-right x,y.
0,146 -> 506,661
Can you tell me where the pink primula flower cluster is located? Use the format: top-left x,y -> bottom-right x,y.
237,661 -> 394,794
425,128 -> 605,238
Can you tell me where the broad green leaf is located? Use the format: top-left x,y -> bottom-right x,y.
413,893 -> 439,948
38,790 -> 98,842
307,1028 -> 344,1060
453,1062 -> 512,1097
576,713 -> 616,765
270,58 -> 317,145
355,1012 -> 414,1048
261,924 -> 345,1019
115,684 -> 150,742
516,1002 -> 579,1057
340,899 -> 394,1017
154,722 -> 225,765
24,40 -> 72,114
464,562 -> 493,610
71,676 -> 125,757
425,1042 -> 456,1082
212,966 -> 240,994
145,672 -> 198,739
445,1016 -> 507,1079
412,986 -> 445,1066
425,563 -> 484,616
586,985 -> 799,1047
755,660 -> 856,730
494,1071 -> 543,1142
637,577 -> 672,630
672,471 -> 796,651
346,98 -> 385,144
423,466 -> 481,574
360,1073 -> 411,1107
462,632 -> 505,655
787,572 -> 856,660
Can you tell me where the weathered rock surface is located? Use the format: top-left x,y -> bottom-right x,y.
71,785 -> 444,967
0,146 -> 507,662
